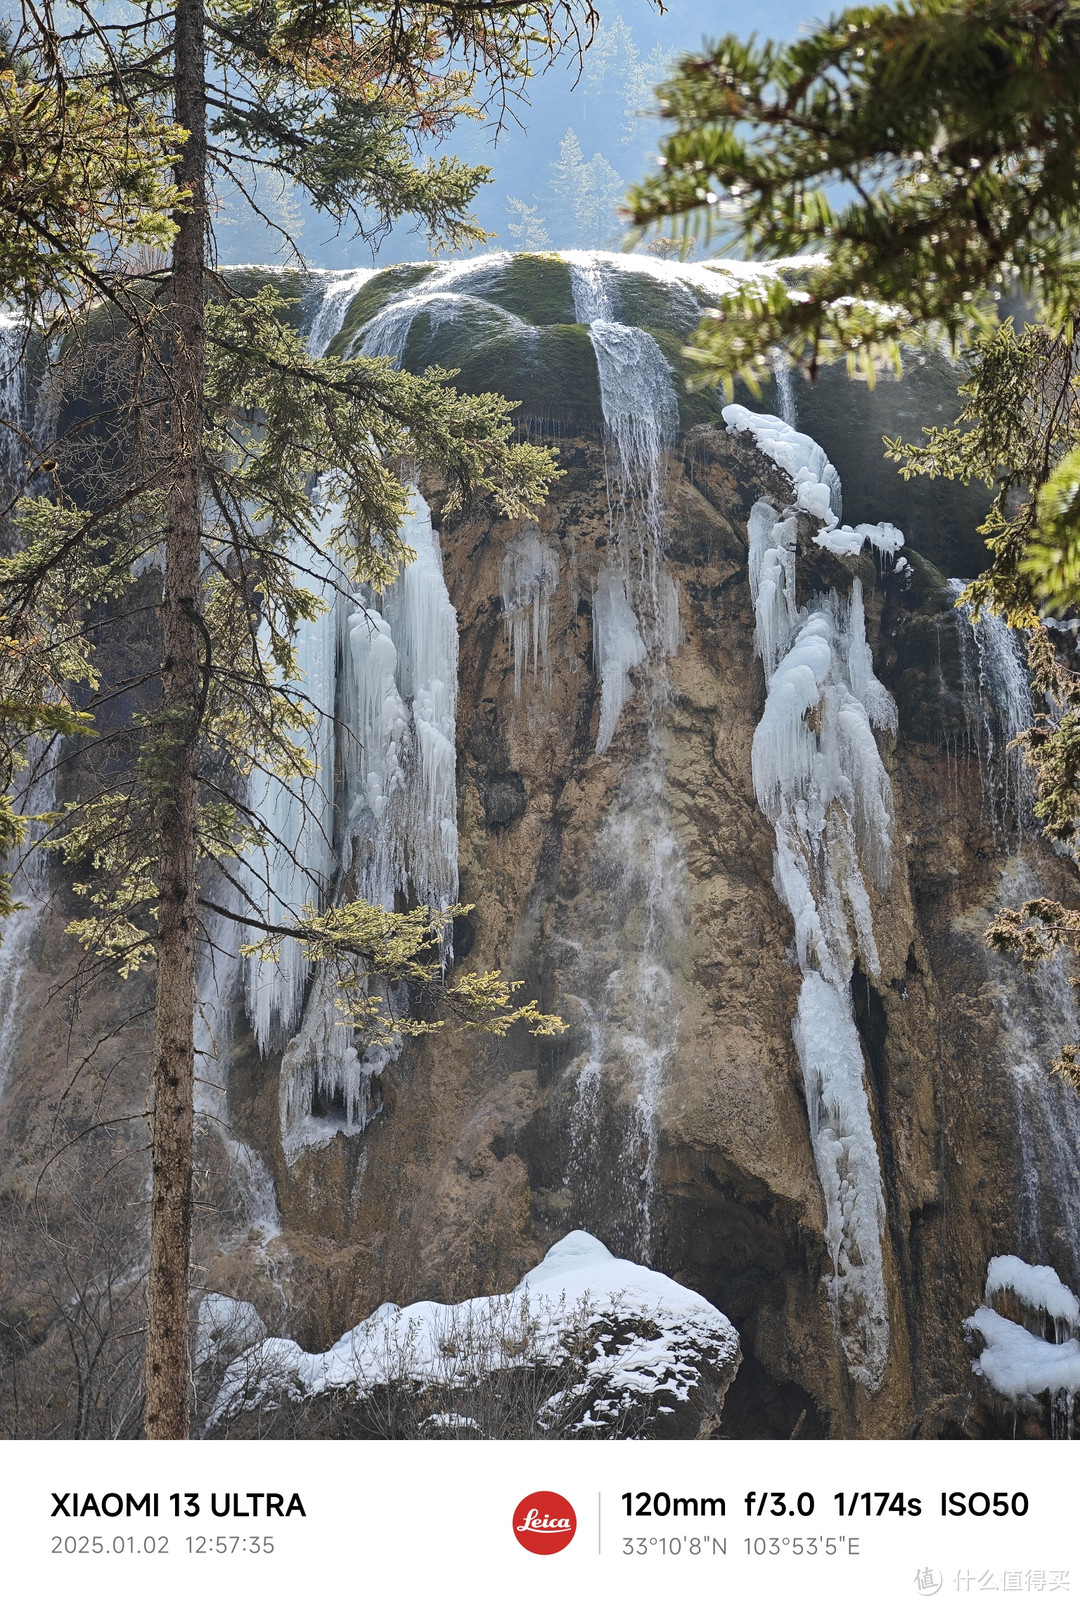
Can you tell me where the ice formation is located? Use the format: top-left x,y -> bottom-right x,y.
736,412 -> 896,1391
725,403 -> 843,523
985,1254 -> 1080,1329
966,1257 -> 1080,1427
240,276 -> 460,1156
243,499 -> 341,1053
274,485 -> 458,1157
726,404 -> 908,569
500,526 -> 561,696
592,564 -> 647,755
208,1230 -> 739,1431
378,489 -> 459,916
346,252 -> 708,749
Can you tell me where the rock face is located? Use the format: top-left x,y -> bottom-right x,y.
2,252 -> 1079,1439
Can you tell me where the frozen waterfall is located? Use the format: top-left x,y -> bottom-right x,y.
243,494 -> 341,1054
239,274 -> 460,1157
732,408 -> 897,1393
341,488 -> 459,917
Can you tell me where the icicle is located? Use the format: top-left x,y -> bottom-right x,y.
338,603 -> 409,907
500,527 -> 561,696
0,310 -> 29,499
243,273 -> 366,1052
275,487 -> 459,1160
794,972 -> 889,1389
278,969 -> 384,1163
966,1256 -> 1080,1434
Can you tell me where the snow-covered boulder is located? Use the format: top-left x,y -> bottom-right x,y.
207,1231 -> 741,1439
965,1256 -> 1080,1432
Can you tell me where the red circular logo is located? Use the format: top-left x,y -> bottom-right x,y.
512,1491 -> 577,1555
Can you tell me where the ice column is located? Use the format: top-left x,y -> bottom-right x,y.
243,496 -> 341,1054
243,273 -> 373,1050
371,488 -> 459,918
739,413 -> 899,1389
277,485 -> 459,1159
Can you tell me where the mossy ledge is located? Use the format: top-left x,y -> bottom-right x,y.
403,308 -> 603,430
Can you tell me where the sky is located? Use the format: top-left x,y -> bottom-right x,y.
215,0 -> 829,269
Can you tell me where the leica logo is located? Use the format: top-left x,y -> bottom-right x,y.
517,1509 -> 571,1532
512,1491 -> 577,1554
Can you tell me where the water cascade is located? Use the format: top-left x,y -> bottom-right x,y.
947,595 -> 1080,1333
728,404 -> 900,1392
0,311 -> 29,500
353,254 -> 525,365
772,351 -> 798,430
947,580 -> 1035,842
545,254 -> 689,1257
566,251 -> 680,744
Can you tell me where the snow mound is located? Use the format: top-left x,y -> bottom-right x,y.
207,1231 -> 740,1438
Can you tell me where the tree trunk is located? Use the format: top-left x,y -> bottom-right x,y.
144,0 -> 206,1441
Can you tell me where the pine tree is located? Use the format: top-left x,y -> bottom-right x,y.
1,0 -> 603,1438
505,197 -> 551,250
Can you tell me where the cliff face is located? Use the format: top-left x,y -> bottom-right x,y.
1,253 -> 1077,1439
220,419 -> 1076,1438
